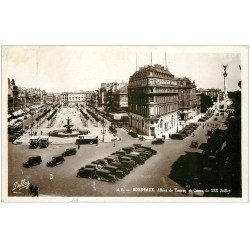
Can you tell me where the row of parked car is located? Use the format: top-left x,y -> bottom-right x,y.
76,144 -> 157,183
169,123 -> 199,140
22,148 -> 77,168
198,113 -> 213,122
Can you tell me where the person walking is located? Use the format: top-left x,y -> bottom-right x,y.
28,183 -> 34,196
113,140 -> 116,147
78,143 -> 80,150
33,185 -> 39,197
49,173 -> 53,181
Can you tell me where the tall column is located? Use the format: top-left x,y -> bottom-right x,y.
217,93 -> 220,110
223,65 -> 228,110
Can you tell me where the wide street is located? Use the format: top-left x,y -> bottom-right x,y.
8,109 -> 227,197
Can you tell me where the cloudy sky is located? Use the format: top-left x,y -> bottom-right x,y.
2,46 -> 241,92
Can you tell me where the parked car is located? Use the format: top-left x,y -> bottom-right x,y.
47,155 -> 65,167
95,169 -> 117,183
23,155 -> 42,168
77,168 -> 96,178
104,165 -> 126,179
122,147 -> 134,154
140,146 -> 157,155
169,133 -> 185,140
125,154 -> 144,165
190,141 -> 199,148
128,131 -> 138,138
152,138 -> 165,145
62,148 -> 77,157
110,162 -> 131,174
91,159 -> 108,168
104,155 -> 119,164
80,164 -> 97,170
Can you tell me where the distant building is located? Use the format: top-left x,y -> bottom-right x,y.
128,64 -> 179,136
8,78 -> 19,113
60,91 -> 94,106
112,84 -> 128,112
177,78 -> 201,121
99,82 -> 127,111
198,88 -> 221,99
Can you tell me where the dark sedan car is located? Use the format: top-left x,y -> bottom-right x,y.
77,168 -> 96,178
151,138 -> 165,145
95,169 -> 117,183
104,165 -> 126,179
62,148 -> 77,157
47,155 -> 65,167
23,156 -> 42,168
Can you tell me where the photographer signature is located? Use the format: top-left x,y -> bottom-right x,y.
12,179 -> 30,192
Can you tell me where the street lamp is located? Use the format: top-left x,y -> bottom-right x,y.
177,110 -> 180,133
101,119 -> 106,142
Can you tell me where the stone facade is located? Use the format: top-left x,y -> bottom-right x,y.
128,64 -> 179,136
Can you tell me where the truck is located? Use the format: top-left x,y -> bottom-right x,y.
39,135 -> 49,148
29,136 -> 40,149
76,135 -> 98,145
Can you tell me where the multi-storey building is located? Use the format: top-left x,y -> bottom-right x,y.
60,91 -> 94,106
113,85 -> 128,112
128,64 -> 179,137
8,78 -> 19,113
177,78 -> 201,121
99,82 -> 127,111
198,88 -> 221,99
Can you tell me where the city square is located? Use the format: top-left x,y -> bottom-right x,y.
4,46 -> 242,199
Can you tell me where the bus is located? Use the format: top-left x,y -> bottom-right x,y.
76,135 -> 98,145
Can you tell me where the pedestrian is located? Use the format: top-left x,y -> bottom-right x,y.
192,133 -> 195,137
202,125 -> 204,129
185,183 -> 190,196
41,131 -> 43,135
49,173 -> 53,181
113,140 -> 116,147
78,143 -> 80,150
28,183 -> 34,196
33,185 -> 39,197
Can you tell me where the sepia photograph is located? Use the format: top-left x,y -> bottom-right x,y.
1,45 -> 248,202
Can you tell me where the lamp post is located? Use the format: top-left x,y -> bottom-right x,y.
101,119 -> 106,142
177,111 -> 180,133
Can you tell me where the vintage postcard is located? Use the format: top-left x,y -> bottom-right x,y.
1,45 -> 248,202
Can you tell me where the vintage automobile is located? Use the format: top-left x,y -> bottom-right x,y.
110,162 -> 131,174
124,154 -> 144,165
151,138 -> 165,145
23,155 -> 42,168
122,146 -> 134,154
140,146 -> 157,155
128,131 -> 138,138
47,155 -> 65,167
39,135 -> 49,148
62,148 -> 77,157
104,155 -> 119,164
169,133 -> 185,140
104,165 -> 126,179
81,164 -> 97,170
77,168 -> 96,178
91,159 -> 108,168
190,141 -> 199,148
120,156 -> 137,167
29,136 -> 40,149
95,169 -> 117,183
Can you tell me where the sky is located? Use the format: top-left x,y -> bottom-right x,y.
2,46 -> 242,93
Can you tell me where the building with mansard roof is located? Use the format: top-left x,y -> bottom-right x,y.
128,64 -> 179,137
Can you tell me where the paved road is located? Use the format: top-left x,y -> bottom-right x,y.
8,112 -> 227,198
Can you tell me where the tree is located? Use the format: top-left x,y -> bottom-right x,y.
200,94 -> 213,113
